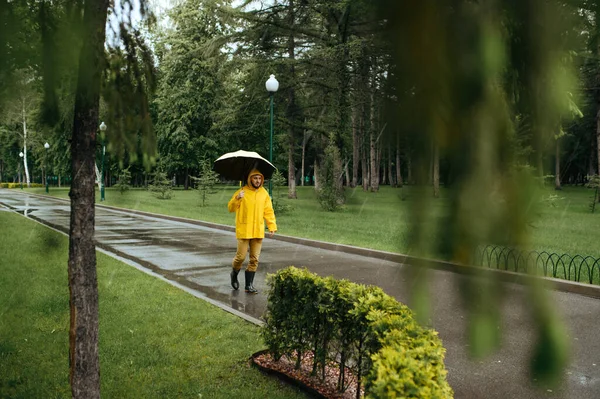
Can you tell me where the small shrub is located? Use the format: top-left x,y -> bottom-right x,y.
541,194 -> 564,208
262,266 -> 453,398
317,144 -> 344,212
114,168 -> 132,194
586,175 -> 600,213
1,182 -> 43,189
270,170 -> 293,214
191,158 -> 219,207
148,171 -> 173,200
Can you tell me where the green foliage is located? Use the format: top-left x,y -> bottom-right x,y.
191,158 -> 219,207
148,170 -> 173,200
586,175 -> 600,213
541,194 -> 564,208
0,183 -> 43,188
113,168 -> 132,194
270,170 -> 293,214
317,144 -> 344,212
262,266 -> 452,398
153,0 -> 229,179
0,212 -> 307,399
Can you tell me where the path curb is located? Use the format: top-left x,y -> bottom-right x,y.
21,191 -> 600,300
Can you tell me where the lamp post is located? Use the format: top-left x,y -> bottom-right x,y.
99,122 -> 107,201
19,152 -> 24,189
44,142 -> 50,193
265,74 -> 279,197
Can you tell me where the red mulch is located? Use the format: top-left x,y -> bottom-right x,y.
251,351 -> 363,399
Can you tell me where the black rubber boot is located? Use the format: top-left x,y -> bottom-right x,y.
245,271 -> 258,294
230,268 -> 240,290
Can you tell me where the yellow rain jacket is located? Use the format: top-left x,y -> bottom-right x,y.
228,169 -> 277,239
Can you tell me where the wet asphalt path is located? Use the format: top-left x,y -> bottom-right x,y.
1,189 -> 599,399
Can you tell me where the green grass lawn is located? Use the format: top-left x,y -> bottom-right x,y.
0,211 -> 308,399
26,183 -> 600,259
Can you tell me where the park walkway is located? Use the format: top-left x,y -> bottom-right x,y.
1,189 -> 599,399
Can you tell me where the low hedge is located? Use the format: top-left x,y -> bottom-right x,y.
262,266 -> 453,399
0,183 -> 44,188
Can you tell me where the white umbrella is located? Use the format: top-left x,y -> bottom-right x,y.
213,150 -> 276,181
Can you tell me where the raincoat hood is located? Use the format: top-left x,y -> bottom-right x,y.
247,169 -> 264,188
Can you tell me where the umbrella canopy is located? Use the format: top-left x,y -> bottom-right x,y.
213,150 -> 277,181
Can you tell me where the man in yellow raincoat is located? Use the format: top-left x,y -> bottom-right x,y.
227,169 -> 277,293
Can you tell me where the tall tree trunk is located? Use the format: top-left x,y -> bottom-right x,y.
288,144 -> 297,198
597,112 -> 600,177
301,130 -> 307,186
555,138 -> 561,190
377,144 -> 382,183
68,0 -> 109,397
597,6 -> 600,184
433,142 -> 440,197
286,0 -> 298,199
184,168 -> 189,190
22,103 -> 30,187
344,161 -> 350,187
381,147 -> 387,185
313,160 -> 319,191
351,111 -> 359,188
369,89 -> 378,192
388,147 -> 394,187
407,152 -> 413,184
361,141 -> 369,191
396,134 -> 403,187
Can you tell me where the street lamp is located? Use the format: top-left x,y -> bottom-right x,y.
44,142 -> 50,193
99,122 -> 107,201
265,74 -> 279,197
19,152 -> 24,190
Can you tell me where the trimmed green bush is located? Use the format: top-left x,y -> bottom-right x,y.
1,182 -> 44,188
262,266 -> 453,398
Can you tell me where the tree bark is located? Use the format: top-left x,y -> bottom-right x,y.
344,161 -> 350,187
433,142 -> 440,197
369,88 -> 378,192
351,111 -> 359,188
287,0 -> 298,199
301,130 -> 307,186
22,102 -> 30,187
597,112 -> 600,177
555,138 -> 561,190
288,143 -> 297,198
361,142 -> 369,191
381,147 -> 387,185
388,147 -> 394,187
407,152 -> 413,184
396,134 -> 403,187
589,141 -> 595,177
313,160 -> 319,191
597,6 -> 600,184
68,0 -> 109,397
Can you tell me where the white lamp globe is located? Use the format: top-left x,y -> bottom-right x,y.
265,75 -> 279,93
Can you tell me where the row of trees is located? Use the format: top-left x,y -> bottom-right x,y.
3,0 -> 599,200
151,0 -> 600,202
